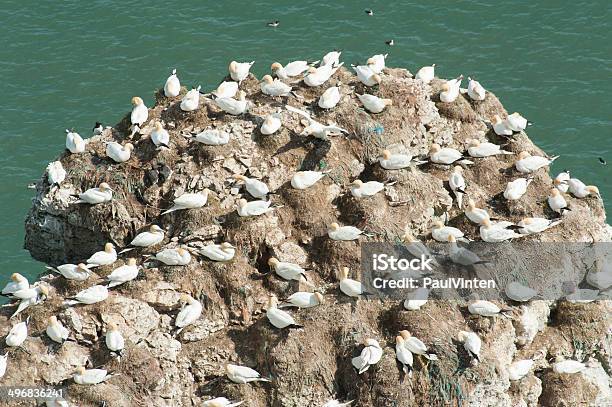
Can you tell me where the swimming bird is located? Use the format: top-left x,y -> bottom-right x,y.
429,144 -> 470,165
46,263 -> 92,281
120,225 -> 165,253
365,9 -> 373,16
515,151 -> 558,173
151,122 -> 170,148
431,221 -> 468,243
504,177 -> 532,201
318,85 -> 341,109
198,242 -> 235,262
204,397 -> 244,407
180,86 -> 201,111
130,96 -> 148,126
505,282 -> 538,302
449,166 -> 466,208
304,63 -> 343,87
286,105 -> 348,139
517,217 -> 562,235
328,223 -> 365,241
598,157 -> 607,165
378,150 -> 415,170
350,179 -> 384,198
567,178 -> 600,198
357,93 -> 392,113
93,122 -> 104,135
5,318 -> 28,347
175,293 -> 202,332
467,299 -> 502,317
440,75 -> 463,103
552,357 -> 585,374
399,331 -> 438,360
64,285 -> 109,305
457,330 -> 481,365
508,359 -> 534,381
464,199 -> 490,224
162,190 -> 209,215
0,353 -> 6,379
321,50 -> 341,67
548,188 -> 569,215
352,338 -> 383,374
260,114 -> 282,135
105,322 -> 124,357
352,65 -> 381,87
213,81 -> 239,98
46,316 -> 69,344
105,141 -> 133,163
291,171 -> 325,189
152,247 -> 191,266
260,75 -> 293,97
229,60 -> 254,83
467,77 -> 486,101
214,90 -> 248,115
385,39 -> 394,46
268,257 -> 309,284
46,161 -> 66,185
506,112 -> 532,133
232,174 -> 269,198
466,139 -> 513,158
225,363 -> 270,384
266,21 -> 279,28
236,199 -> 274,217
271,61 -> 311,80
338,267 -> 369,297
554,171 -> 570,193
188,128 -> 230,145
280,292 -> 324,309
106,258 -> 139,288
447,235 -> 488,266
86,243 -> 117,267
266,295 -> 302,329
366,54 -> 387,74
65,129 -> 86,154
2,273 -> 29,295
73,366 -> 113,385
403,287 -> 430,310
164,69 -> 180,97
415,64 -> 435,84
75,182 -> 113,205
395,335 -> 414,378
491,115 -> 513,136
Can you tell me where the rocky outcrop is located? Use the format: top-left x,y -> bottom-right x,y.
1,66 -> 609,406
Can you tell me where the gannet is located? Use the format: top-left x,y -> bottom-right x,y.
86,243 -> 117,267
260,75 -> 292,97
291,171 -> 325,189
151,122 -> 170,148
378,150 -> 414,170
105,322 -> 124,356
11,293 -> 46,319
213,81 -> 239,98
225,363 -> 270,384
153,247 -> 191,265
508,359 -> 534,381
352,338 -> 383,374
504,177 -> 532,201
322,400 -> 354,407
75,182 -> 113,205
260,114 -> 282,135
271,61 -> 311,80
431,221 -> 468,243
466,139 -> 513,158
65,129 -> 86,154
203,397 -> 244,407
285,105 -> 348,139
106,258 -> 139,288
190,128 -> 230,145
304,63 -> 343,87
554,171 -> 570,193
350,179 -> 384,198
199,242 -> 235,262
447,235 -> 487,266
352,65 -> 381,87
515,151 -> 558,173
552,357 -> 585,374
162,190 -> 209,214
73,366 -> 113,385
403,287 -> 430,310
93,121 -> 104,135
395,335 -> 414,377
65,285 -> 108,305
45,398 -> 70,407
429,144 -> 469,165
464,199 -> 490,224
467,77 -> 486,101
214,90 -> 248,115
175,293 -> 202,330
564,282 -> 599,303
0,353 -> 7,379
480,219 -> 521,242
492,115 -> 513,136
399,331 -> 437,360
2,273 -> 29,295
458,330 -> 481,364
268,257 -> 309,283
468,299 -> 502,317
517,217 -> 562,235
440,75 -> 463,103
266,295 -> 302,329
321,50 -> 341,67
280,292 -> 324,309
105,141 -> 133,163
415,64 -> 435,83
229,60 -> 254,83
338,267 -> 368,297
567,178 -> 600,198
318,85 -> 341,109
587,259 -> 612,290
120,225 -> 165,253
506,112 -> 532,133
47,263 -> 92,281
5,318 -> 28,347
449,166 -> 466,208
47,161 -> 66,185
233,174 -> 269,198
328,223 -> 365,241
505,282 -> 537,302
367,54 -> 387,74
46,316 -> 69,344
401,233 -> 439,267
180,86 -> 201,112
164,69 -> 180,97
548,188 -> 569,214
236,199 -> 274,217
9,284 -> 49,301
357,93 -> 392,113
130,96 -> 148,125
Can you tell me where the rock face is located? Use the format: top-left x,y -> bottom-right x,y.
1,66 -> 608,406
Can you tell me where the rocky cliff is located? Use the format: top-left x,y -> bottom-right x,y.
1,66 -> 609,406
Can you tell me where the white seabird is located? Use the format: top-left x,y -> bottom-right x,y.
280,292 -> 324,309
304,63 -> 343,87
466,139 -> 513,158
515,151 -> 558,173
236,199 -> 274,217
506,112 -> 532,133
401,233 -> 439,267
203,397 -> 244,407
86,242 -> 117,267
291,171 -> 325,189
404,287 -> 430,310
64,285 -> 109,305
260,75 -> 292,97
47,161 -> 66,185
352,338 -> 383,374
180,86 -> 201,112
164,69 -> 180,97
415,64 -> 435,83
214,90 -> 248,115
153,247 -> 191,266
429,144 -> 469,165
75,182 -> 113,205
189,128 -> 230,145
328,223 -> 365,241
175,293 -> 202,331
73,366 -> 113,385
440,75 -> 463,103
350,179 -> 384,199
321,50 -> 341,67
106,258 -> 139,288
431,221 -> 468,243
467,77 -> 486,101
199,242 -> 235,262
225,363 -> 270,384
271,61 -> 311,80
266,295 -> 302,329
505,281 -> 538,302
395,335 -> 414,377
458,330 -> 481,365
105,322 -> 125,356
130,96 -> 148,126
318,85 -> 341,109
480,219 -> 522,242
517,217 -> 561,235
260,114 -> 282,135
554,171 -> 570,193
286,105 -> 348,139
352,65 -> 381,87
321,400 -> 353,407
399,330 -> 437,360
338,267 -> 368,297
229,60 -> 254,83
447,235 -> 487,266
378,150 -> 415,170
214,81 -> 239,99
504,177 -> 532,201
268,257 -> 309,284
151,122 -> 170,148
5,318 -> 28,347
548,188 -> 569,214
467,299 -> 502,317
552,357 -> 585,374
105,141 -> 133,163
567,178 -> 600,198
120,224 -> 165,253
464,199 -> 490,224
508,359 -> 534,381
366,54 -> 387,74
233,174 -> 269,198
47,263 -> 92,281
162,190 -> 209,215
0,353 -> 7,379
2,273 -> 29,295
492,115 -> 513,136
449,166 -> 466,209
587,259 -> 612,290
357,93 -> 392,113
92,121 -> 104,136
46,316 -> 69,344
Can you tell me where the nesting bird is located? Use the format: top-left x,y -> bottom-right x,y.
152,247 -> 191,266
467,77 -> 486,101
175,293 -> 202,331
75,182 -> 113,205
338,267 -> 368,297
291,171 -> 325,189
121,224 -> 165,253
130,96 -> 148,126
236,199 -> 274,217
190,128 -> 231,145
198,242 -> 235,262
352,338 -> 383,374
357,93 -> 392,113
466,139 -> 513,158
449,166 -> 466,208
268,257 -> 309,284
328,223 -> 366,241
415,64 -> 435,83
260,75 -> 293,97
457,330 -> 481,365
151,122 -> 170,148
46,316 -> 69,344
266,295 -> 302,329
366,54 -> 387,74
73,366 -> 113,385
233,174 -> 269,198
164,69 -> 180,97
64,285 -> 109,305
86,242 -> 117,267
350,179 -> 384,199
503,177 -> 532,201
214,90 -> 248,115
352,65 -> 381,87
225,363 -> 270,384
106,258 -> 139,288
229,60 -> 255,83
162,190 -> 209,215
271,61 -> 311,80
439,75 -> 463,103
304,63 -> 343,87
286,105 -> 348,139
515,151 -> 558,173
46,161 -> 67,185
431,221 -> 468,243
47,263 -> 92,281
105,141 -> 134,163
318,85 -> 341,109
260,114 -> 282,135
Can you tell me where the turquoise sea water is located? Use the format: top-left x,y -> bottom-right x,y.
1,1 -> 610,284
